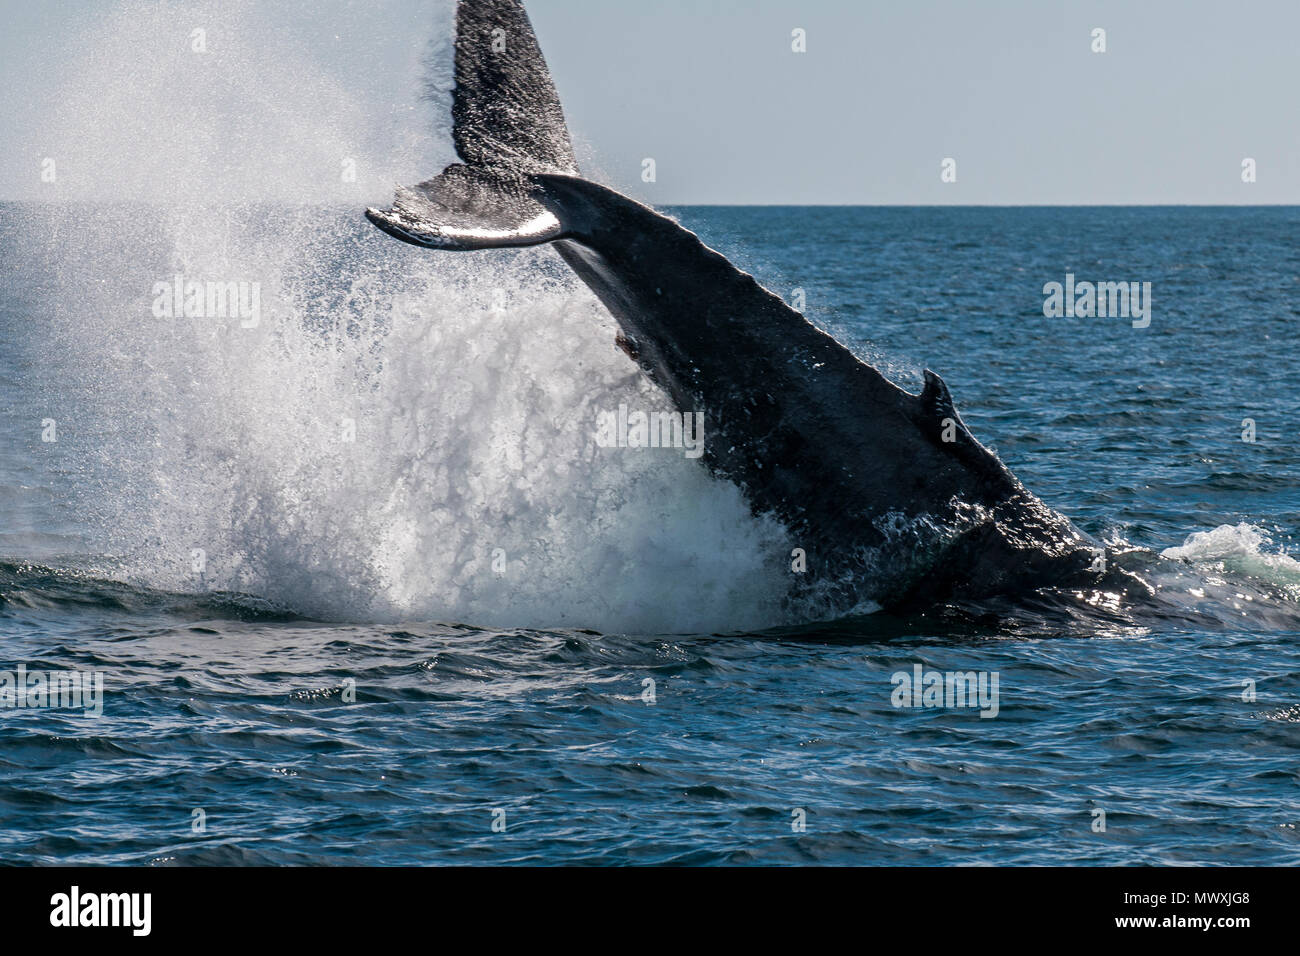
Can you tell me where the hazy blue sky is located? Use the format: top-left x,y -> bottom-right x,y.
2,0 -> 1298,204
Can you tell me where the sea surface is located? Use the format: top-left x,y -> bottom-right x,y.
2,203 -> 1299,865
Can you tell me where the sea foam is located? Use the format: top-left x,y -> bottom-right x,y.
20,0 -> 794,633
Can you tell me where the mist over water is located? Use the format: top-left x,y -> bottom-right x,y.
11,0 -> 793,632
15,0 -> 454,204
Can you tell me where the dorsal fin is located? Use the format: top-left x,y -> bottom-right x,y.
920,369 -> 956,419
919,368 -> 978,449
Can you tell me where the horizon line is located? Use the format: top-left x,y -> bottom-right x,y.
2,198 -> 1299,209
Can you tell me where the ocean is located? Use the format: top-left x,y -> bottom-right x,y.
1,203 -> 1298,865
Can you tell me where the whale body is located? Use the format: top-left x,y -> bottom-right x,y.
367,0 -> 1116,613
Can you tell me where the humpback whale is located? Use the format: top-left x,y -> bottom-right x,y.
366,0 -> 1119,613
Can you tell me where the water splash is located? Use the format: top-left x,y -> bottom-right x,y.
1162,523 -> 1300,597
16,0 -> 795,633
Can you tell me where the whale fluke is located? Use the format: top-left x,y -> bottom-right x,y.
367,0 -> 578,249
367,164 -> 564,249
449,0 -> 578,174
366,0 -> 1118,612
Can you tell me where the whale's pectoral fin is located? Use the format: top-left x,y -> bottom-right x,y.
366,164 -> 564,251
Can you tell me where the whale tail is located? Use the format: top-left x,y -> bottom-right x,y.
366,0 -> 581,250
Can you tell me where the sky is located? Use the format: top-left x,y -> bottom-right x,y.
1,0 -> 1297,204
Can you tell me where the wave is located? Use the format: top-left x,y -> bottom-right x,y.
1161,523 -> 1300,597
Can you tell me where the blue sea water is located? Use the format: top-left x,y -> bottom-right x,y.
1,203 -> 1299,865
